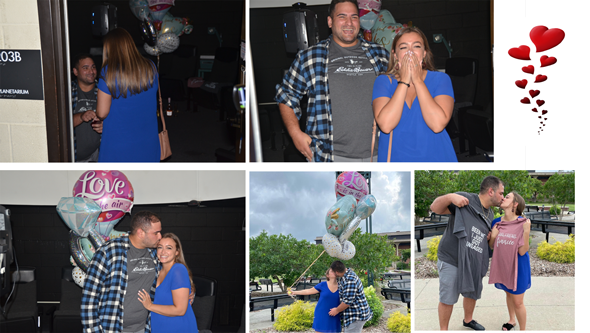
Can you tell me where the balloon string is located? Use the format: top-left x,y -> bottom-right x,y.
288,250 -> 325,298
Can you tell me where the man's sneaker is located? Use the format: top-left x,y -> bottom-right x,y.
463,320 -> 485,331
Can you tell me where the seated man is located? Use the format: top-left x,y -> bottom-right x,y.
71,53 -> 102,162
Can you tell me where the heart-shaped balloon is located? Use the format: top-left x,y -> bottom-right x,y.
56,197 -> 101,237
72,266 -> 87,288
360,11 -> 378,31
370,10 -> 402,51
129,0 -> 151,21
160,12 -> 186,36
325,195 -> 357,237
322,233 -> 356,260
94,216 -> 123,239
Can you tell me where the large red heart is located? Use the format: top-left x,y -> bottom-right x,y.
522,65 -> 534,74
542,110 -> 548,115
536,100 -> 545,107
535,75 -> 547,83
540,55 -> 557,67
532,108 -> 538,112
530,26 -> 565,52
529,90 -> 540,98
515,79 -> 527,89
508,45 -> 531,60
521,97 -> 530,104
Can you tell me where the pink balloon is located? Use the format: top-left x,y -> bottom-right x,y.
73,171 -> 134,226
335,171 -> 369,202
358,0 -> 381,11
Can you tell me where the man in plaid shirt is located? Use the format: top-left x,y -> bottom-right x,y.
81,211 -> 162,333
275,0 -> 389,162
329,260 -> 372,332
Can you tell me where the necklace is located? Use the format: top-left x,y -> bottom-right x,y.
477,195 -> 492,224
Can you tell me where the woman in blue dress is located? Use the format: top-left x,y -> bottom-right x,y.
488,192 -> 532,331
288,269 -> 341,332
372,27 -> 457,162
138,233 -> 198,332
96,27 -> 161,162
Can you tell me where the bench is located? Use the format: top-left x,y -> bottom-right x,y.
526,210 -> 557,220
382,271 -> 411,280
529,219 -> 575,242
249,281 -> 262,291
386,279 -> 410,289
422,213 -> 450,223
414,222 -> 448,252
381,287 -> 411,311
249,294 -> 295,321
259,278 -> 274,292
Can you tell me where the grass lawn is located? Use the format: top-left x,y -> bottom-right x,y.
529,202 -> 575,210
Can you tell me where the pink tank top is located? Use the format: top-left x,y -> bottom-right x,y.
488,217 -> 527,291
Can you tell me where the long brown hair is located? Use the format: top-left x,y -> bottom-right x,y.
101,28 -> 156,99
383,26 -> 436,77
510,192 -> 526,217
161,233 -> 195,293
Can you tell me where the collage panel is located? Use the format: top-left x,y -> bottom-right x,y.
414,170 -> 575,331
249,171 -> 411,332
250,0 -> 493,163
0,170 -> 246,332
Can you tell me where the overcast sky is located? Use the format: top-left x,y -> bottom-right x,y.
249,171 -> 411,242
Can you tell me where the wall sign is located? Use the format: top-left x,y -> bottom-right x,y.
0,50 -> 44,100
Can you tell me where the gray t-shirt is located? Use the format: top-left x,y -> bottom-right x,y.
123,243 -> 156,332
437,192 -> 493,267
73,87 -> 100,161
328,41 -> 378,159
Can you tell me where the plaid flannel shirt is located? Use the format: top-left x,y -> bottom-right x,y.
81,236 -> 161,333
275,36 -> 389,162
71,79 -> 99,161
338,268 -> 373,328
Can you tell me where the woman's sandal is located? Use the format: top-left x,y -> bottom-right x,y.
502,323 -> 514,331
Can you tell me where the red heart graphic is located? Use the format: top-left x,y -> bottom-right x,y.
529,90 -> 540,98
544,118 -> 547,120
530,26 -> 565,52
508,45 -> 531,60
515,79 -> 527,89
536,100 -> 545,106
540,55 -> 557,67
109,194 -> 115,199
542,110 -> 548,115
522,65 -> 534,74
535,75 -> 547,83
532,108 -> 538,112
538,116 -> 542,119
543,124 -> 545,126
521,97 -> 531,104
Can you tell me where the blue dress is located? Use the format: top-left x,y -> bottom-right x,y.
312,281 -> 341,332
151,263 -> 199,332
97,64 -> 160,162
372,71 -> 457,162
492,217 -> 531,295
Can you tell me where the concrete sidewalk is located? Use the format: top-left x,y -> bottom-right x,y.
249,300 -> 409,331
414,276 -> 575,331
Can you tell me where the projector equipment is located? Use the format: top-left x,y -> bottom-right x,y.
92,3 -> 118,37
282,2 -> 319,53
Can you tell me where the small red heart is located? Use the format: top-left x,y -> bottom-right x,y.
530,26 -> 565,52
543,124 -> 545,126
521,97 -> 531,104
535,75 -> 547,83
536,100 -> 545,107
538,116 -> 541,119
544,118 -> 547,120
522,65 -> 534,74
532,108 -> 538,112
540,55 -> 557,67
529,90 -> 540,98
515,79 -> 527,89
542,110 -> 548,115
508,45 -> 531,60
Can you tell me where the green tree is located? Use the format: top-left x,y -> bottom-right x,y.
543,172 -> 575,218
250,230 -> 316,292
414,170 -> 456,222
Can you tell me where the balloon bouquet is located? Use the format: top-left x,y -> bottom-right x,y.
322,171 -> 377,261
359,0 -> 411,52
56,171 -> 134,287
129,0 -> 194,56
359,0 -> 382,42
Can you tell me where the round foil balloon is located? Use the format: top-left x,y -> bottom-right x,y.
160,12 -> 185,36
73,171 -> 134,236
335,171 -> 369,202
322,233 -> 356,260
72,267 -> 87,288
325,195 -> 356,238
157,32 -> 180,53
140,18 -> 158,47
